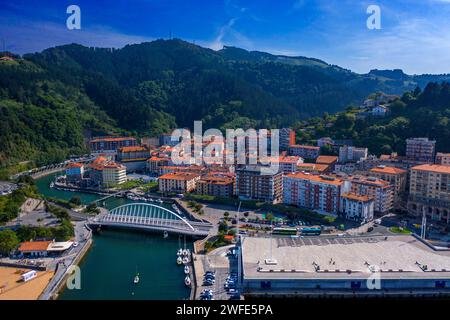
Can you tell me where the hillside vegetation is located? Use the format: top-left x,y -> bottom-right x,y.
1,39 -> 450,169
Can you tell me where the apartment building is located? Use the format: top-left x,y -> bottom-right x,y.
406,138 -> 436,163
280,128 -> 296,150
316,155 -> 338,171
369,165 -> 407,203
436,152 -> 450,166
283,173 -> 343,215
117,146 -> 151,162
146,156 -> 171,175
340,193 -> 375,224
102,162 -> 127,187
278,156 -> 303,173
90,136 -> 137,153
408,164 -> 450,224
158,172 -> 201,194
289,145 -> 320,160
65,163 -> 84,183
346,176 -> 394,214
339,146 -> 368,163
236,166 -> 283,203
296,163 -> 330,174
195,174 -> 235,198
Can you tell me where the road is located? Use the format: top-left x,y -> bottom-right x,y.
39,221 -> 92,300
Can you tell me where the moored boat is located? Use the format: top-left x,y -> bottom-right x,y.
184,275 -> 191,287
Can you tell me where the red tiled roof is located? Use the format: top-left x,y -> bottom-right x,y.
285,172 -> 343,186
159,172 -> 200,181
370,166 -> 406,175
18,241 -> 52,252
90,137 -> 136,143
316,155 -> 338,164
412,164 -> 450,174
119,146 -> 148,153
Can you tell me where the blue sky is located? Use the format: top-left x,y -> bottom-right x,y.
1,0 -> 450,74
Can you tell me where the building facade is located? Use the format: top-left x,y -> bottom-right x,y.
278,156 -> 303,173
236,166 -> 283,203
65,163 -> 84,182
408,164 -> 450,224
90,136 -> 137,153
289,145 -> 320,160
347,176 -> 394,214
102,162 -> 127,187
280,128 -> 296,151
158,172 -> 201,194
195,174 -> 235,198
283,173 -> 343,215
406,138 -> 436,163
436,153 -> 450,166
369,165 -> 407,204
339,146 -> 368,163
340,193 -> 375,224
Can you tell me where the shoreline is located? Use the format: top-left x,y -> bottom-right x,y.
39,223 -> 93,300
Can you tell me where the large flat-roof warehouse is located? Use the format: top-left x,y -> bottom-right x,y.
241,235 -> 450,297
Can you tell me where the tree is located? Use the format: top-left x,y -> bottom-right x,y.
69,196 -> 82,206
0,229 -> 19,255
266,213 -> 274,222
223,212 -> 230,219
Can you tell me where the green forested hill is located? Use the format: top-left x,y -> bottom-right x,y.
296,82 -> 450,155
1,39 -> 450,169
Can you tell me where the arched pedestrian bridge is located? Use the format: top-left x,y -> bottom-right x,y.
89,203 -> 212,237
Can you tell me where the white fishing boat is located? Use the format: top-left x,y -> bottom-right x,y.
163,230 -> 168,238
184,275 -> 191,287
177,256 -> 183,265
184,265 -> 190,274
133,267 -> 140,284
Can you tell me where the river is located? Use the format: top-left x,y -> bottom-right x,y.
36,173 -> 191,300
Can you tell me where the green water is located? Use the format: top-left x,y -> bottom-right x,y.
59,230 -> 191,300
36,173 -> 191,300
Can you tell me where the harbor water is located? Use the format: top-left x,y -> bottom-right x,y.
36,173 -> 192,300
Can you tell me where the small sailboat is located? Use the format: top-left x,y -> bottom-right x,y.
133,269 -> 140,284
163,230 -> 168,238
182,256 -> 189,264
184,265 -> 190,274
177,248 -> 183,256
184,275 -> 191,287
177,256 -> 183,265
182,249 -> 188,256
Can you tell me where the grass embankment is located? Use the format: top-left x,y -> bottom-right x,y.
390,226 -> 412,234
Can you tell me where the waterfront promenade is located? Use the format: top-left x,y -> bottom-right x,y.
39,221 -> 93,300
